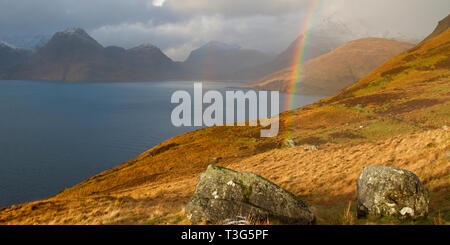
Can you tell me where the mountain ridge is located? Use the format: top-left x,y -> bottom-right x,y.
0,41 -> 31,77
3,28 -> 275,82
7,27 -> 178,82
245,37 -> 414,95
231,32 -> 344,81
422,14 -> 450,43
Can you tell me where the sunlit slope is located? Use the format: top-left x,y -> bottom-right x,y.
55,29 -> 449,201
247,38 -> 413,95
0,26 -> 448,225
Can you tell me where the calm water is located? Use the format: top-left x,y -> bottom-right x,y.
0,80 -> 323,207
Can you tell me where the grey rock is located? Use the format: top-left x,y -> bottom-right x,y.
284,139 -> 296,148
442,125 -> 448,130
357,165 -> 429,219
186,165 -> 315,224
221,216 -> 250,225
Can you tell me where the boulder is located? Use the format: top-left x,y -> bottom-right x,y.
284,139 -> 296,148
357,165 -> 429,219
185,165 -> 315,224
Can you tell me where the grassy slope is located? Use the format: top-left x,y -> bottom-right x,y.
0,30 -> 448,225
246,38 -> 413,95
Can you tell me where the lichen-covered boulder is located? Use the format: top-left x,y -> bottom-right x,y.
185,165 -> 315,224
357,165 -> 429,219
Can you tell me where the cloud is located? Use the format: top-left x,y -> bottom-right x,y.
0,0 -> 178,35
152,0 -> 165,7
91,14 -> 304,61
164,0 -> 311,16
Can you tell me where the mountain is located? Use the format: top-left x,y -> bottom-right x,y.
8,28 -> 177,81
182,41 -> 273,80
422,14 -> 450,43
232,32 -> 345,81
0,34 -> 50,51
245,38 -> 414,95
0,41 -> 31,77
1,15 -> 448,225
5,31 -> 270,82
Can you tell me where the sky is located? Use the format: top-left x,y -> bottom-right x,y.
0,0 -> 449,61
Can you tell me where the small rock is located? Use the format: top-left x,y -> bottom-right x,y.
359,125 -> 364,129
442,125 -> 448,130
221,216 -> 250,225
400,207 -> 414,216
446,150 -> 450,159
303,145 -> 318,151
211,157 -> 222,163
357,165 -> 429,219
356,104 -> 366,109
284,139 -> 296,148
185,165 -> 315,224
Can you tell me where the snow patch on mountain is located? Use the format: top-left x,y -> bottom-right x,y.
0,41 -> 17,49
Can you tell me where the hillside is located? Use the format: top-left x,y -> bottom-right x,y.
246,38 -> 413,95
0,19 -> 449,225
232,32 -> 343,81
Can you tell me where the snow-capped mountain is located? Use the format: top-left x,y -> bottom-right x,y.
0,41 -> 17,49
0,35 -> 50,51
313,14 -> 421,45
7,27 -> 179,81
0,41 -> 31,76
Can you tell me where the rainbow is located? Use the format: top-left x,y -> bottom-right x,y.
285,0 -> 322,110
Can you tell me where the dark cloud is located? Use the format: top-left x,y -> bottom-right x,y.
0,0 -> 180,35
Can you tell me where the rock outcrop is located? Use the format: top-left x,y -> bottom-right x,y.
185,165 -> 315,224
357,165 -> 429,219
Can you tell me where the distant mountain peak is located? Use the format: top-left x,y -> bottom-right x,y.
202,41 -> 241,50
421,14 -> 450,43
131,43 -> 158,50
0,41 -> 16,49
51,27 -> 98,44
0,35 -> 50,50
60,27 -> 89,36
46,27 -> 103,50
